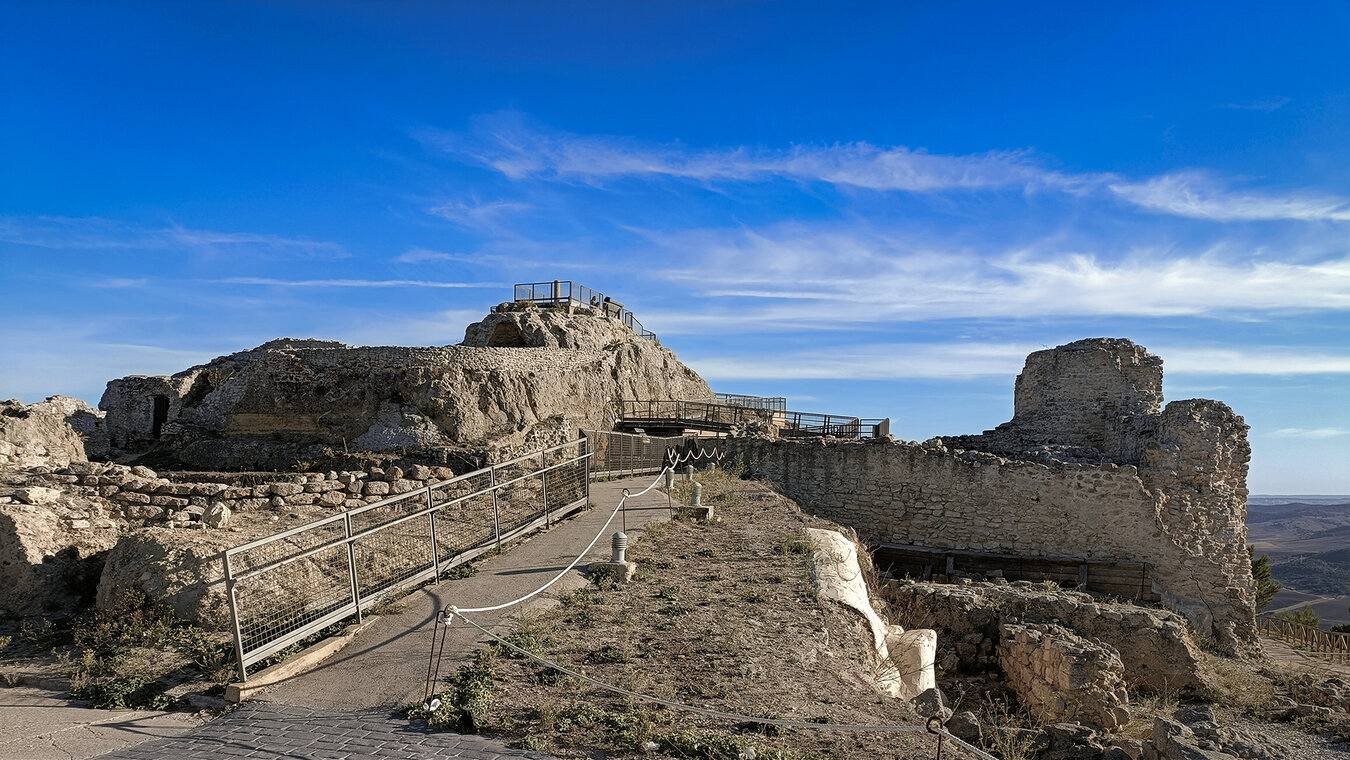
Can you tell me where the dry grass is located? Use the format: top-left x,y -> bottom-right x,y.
417,476 -> 941,759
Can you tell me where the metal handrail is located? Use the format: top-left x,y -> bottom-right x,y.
513,280 -> 659,344
715,393 -> 787,411
618,400 -> 890,439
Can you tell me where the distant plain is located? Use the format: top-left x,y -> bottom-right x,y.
1247,495 -> 1350,628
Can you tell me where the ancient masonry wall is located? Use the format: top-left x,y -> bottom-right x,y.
724,339 -> 1257,652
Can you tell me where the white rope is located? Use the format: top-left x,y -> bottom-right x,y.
450,467 -> 669,615
449,611 -> 929,735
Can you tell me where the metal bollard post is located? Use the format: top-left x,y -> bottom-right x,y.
684,464 -> 694,481
664,469 -> 674,490
691,482 -> 702,508
610,532 -> 628,564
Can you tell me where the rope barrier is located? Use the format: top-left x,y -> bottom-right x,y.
449,467 -> 669,615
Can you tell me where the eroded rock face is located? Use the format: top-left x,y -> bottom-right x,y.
882,579 -> 1210,696
96,528 -> 235,629
100,302 -> 714,470
0,497 -> 119,617
0,396 -> 106,468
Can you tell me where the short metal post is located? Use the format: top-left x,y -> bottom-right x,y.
685,464 -> 694,481
427,486 -> 440,581
224,552 -> 248,682
541,452 -> 550,528
691,482 -> 702,508
490,466 -> 502,553
344,511 -> 362,623
621,488 -> 629,532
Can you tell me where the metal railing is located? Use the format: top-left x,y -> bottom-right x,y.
223,439 -> 591,680
513,281 -> 658,343
715,393 -> 787,412
1258,614 -> 1350,662
583,429 -> 721,478
618,399 -> 890,440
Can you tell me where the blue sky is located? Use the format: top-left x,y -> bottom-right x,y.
2,2 -> 1348,493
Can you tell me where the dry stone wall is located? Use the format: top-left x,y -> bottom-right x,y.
727,338 -> 1257,653
998,622 -> 1131,730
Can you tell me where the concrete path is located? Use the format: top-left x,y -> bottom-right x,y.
256,474 -> 676,710
88,701 -> 552,760
0,685 -> 200,760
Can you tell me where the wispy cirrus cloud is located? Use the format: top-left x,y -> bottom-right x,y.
1268,427 -> 1350,439
635,225 -> 1350,333
422,113 -> 1350,223
209,277 -> 501,288
0,216 -> 348,258
1108,171 -> 1350,222
1222,96 -> 1291,112
685,342 -> 1350,382
427,198 -> 532,230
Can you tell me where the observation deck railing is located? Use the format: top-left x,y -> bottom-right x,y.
714,393 -> 787,412
617,399 -> 889,440
514,281 -> 658,343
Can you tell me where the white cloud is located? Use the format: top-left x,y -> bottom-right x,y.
0,216 -> 348,258
210,277 -> 502,289
1109,171 -> 1350,222
683,342 -> 1350,383
428,198 -> 532,229
393,248 -> 478,264
634,225 -> 1350,332
1222,96 -> 1290,112
1267,427 -> 1350,439
423,114 -> 1350,223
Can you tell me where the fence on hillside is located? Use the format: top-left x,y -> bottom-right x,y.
617,399 -> 890,439
583,429 -> 723,478
223,439 -> 591,680
1258,614 -> 1350,663
513,281 -> 658,342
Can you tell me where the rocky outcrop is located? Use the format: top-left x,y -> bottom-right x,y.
96,528 -> 236,629
100,302 -> 713,470
0,396 -> 106,468
882,579 -> 1210,696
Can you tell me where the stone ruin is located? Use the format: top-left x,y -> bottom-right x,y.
726,338 -> 1258,654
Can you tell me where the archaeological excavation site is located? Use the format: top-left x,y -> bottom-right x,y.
3,283 -> 1348,760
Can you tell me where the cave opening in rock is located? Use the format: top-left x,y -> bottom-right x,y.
151,395 -> 169,439
487,322 -> 529,347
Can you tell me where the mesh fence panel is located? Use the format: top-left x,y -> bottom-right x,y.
226,439 -> 592,676
233,540 -> 353,656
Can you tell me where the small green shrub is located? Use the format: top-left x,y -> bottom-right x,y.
587,644 -> 631,664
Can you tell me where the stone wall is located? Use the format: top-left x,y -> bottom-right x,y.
998,622 -> 1131,730
727,338 -> 1257,653
100,303 -> 713,470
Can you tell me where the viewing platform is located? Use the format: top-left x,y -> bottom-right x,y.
514,280 -> 658,343
616,398 -> 889,440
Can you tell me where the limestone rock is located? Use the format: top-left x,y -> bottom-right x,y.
0,501 -> 118,616
998,622 -> 1131,730
0,396 -> 105,468
95,528 -> 236,629
100,302 -> 714,470
203,502 -> 231,529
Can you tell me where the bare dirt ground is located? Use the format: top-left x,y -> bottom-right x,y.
412,469 -> 951,760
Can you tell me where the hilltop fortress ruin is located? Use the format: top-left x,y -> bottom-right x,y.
0,288 -> 1257,657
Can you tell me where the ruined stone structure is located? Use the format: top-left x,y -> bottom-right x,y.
727,339 -> 1257,653
99,302 -> 713,470
998,621 -> 1131,730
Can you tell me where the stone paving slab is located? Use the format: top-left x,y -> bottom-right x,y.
91,701 -> 552,760
0,685 -> 201,760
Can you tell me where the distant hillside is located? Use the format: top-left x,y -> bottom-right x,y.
1247,496 -> 1350,624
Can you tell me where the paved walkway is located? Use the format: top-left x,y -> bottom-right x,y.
253,474 -> 675,710
0,686 -> 200,760
86,474 -> 678,759
91,701 -> 552,760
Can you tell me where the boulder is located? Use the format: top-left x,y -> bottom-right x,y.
203,502 -> 231,529
95,528 -> 236,629
0,501 -> 118,616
